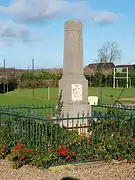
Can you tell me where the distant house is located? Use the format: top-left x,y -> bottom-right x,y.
115,64 -> 135,71
84,62 -> 115,76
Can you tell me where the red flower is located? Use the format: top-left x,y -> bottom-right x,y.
0,148 -> 6,153
58,145 -> 64,152
88,140 -> 92,145
58,145 -> 70,157
72,152 -> 77,157
14,144 -> 24,150
18,156 -> 26,161
24,149 -> 31,153
59,151 -> 68,157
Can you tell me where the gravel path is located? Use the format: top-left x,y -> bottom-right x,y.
0,160 -> 135,180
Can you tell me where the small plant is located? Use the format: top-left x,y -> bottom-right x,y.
5,139 -> 36,169
31,150 -> 56,168
57,89 -> 63,117
0,126 -> 11,149
0,146 -> 10,159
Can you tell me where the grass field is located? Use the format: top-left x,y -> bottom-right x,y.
0,87 -> 135,106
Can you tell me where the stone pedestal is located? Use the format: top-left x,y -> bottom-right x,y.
59,19 -> 91,130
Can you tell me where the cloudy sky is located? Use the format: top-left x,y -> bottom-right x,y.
0,0 -> 135,69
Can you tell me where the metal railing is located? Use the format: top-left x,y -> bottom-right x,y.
0,104 -> 56,117
0,106 -> 135,167
92,104 -> 135,116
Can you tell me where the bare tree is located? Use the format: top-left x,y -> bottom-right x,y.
97,41 -> 121,63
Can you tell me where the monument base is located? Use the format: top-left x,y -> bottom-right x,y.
62,103 -> 91,117
59,103 -> 91,135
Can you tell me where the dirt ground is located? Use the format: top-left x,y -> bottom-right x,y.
119,97 -> 135,101
0,160 -> 135,180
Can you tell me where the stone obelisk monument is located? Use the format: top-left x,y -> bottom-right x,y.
59,19 -> 90,118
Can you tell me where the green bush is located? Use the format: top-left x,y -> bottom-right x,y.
0,126 -> 11,148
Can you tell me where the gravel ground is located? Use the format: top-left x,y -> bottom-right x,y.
0,160 -> 135,180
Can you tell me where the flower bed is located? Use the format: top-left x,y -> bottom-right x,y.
0,114 -> 135,169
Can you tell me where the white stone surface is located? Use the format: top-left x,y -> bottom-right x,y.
88,96 -> 98,105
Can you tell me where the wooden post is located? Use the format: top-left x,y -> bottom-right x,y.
48,87 -> 50,100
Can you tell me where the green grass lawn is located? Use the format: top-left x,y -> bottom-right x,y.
0,87 -> 135,106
